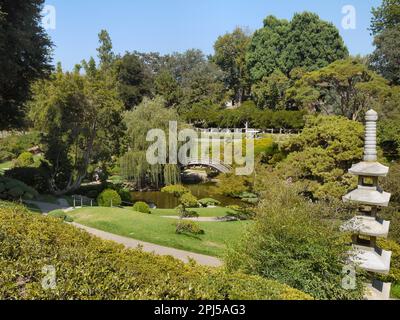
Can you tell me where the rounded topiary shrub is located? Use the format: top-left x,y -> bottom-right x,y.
180,192 -> 199,208
199,198 -> 221,207
133,201 -> 151,214
0,177 -> 39,201
14,152 -> 34,168
97,189 -> 122,207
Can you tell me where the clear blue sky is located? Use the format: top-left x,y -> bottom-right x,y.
45,0 -> 382,70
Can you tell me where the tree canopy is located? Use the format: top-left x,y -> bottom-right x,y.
286,59 -> 391,120
0,0 -> 53,130
246,12 -> 348,82
371,0 -> 400,35
213,27 -> 252,106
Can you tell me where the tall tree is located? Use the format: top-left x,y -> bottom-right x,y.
286,59 -> 391,121
370,27 -> 400,85
28,66 -> 123,195
213,27 -> 252,106
370,1 -> 400,85
0,0 -> 52,130
371,0 -> 400,35
115,53 -> 152,110
247,12 -> 348,82
97,29 -> 115,68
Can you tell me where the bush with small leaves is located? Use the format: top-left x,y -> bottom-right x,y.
175,220 -> 204,235
0,177 -> 38,201
0,201 -> 312,300
179,192 -> 199,208
133,201 -> 151,214
176,205 -> 199,218
161,185 -> 190,197
97,189 -> 122,207
198,198 -> 221,207
118,188 -> 133,203
13,152 -> 35,168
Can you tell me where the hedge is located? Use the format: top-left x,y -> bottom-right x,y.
0,201 -> 312,300
0,177 -> 39,201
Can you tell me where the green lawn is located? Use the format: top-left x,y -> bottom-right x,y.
151,206 -> 236,217
70,207 -> 250,257
0,161 -> 12,173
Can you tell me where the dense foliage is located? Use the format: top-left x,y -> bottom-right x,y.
277,115 -> 364,199
97,189 -> 122,207
246,13 -> 348,82
0,202 -> 311,300
225,175 -> 365,300
133,201 -> 151,214
28,62 -> 124,195
0,0 -> 52,130
120,97 -> 182,189
0,132 -> 40,162
0,177 -> 38,201
286,59 -> 391,120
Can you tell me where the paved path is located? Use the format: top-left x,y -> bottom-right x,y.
24,200 -> 223,267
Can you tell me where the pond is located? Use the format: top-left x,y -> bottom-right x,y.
131,182 -> 243,209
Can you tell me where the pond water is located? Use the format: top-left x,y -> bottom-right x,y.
131,182 -> 243,209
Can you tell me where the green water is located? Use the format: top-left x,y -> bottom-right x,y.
131,182 -> 243,209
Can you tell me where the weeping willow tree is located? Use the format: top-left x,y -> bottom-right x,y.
121,97 -> 184,189
120,151 -> 181,189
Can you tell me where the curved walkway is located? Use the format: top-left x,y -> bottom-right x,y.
73,223 -> 222,267
24,200 -> 223,267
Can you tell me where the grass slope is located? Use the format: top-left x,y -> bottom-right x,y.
70,207 -> 250,257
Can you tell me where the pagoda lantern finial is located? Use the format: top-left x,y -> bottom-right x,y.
363,109 -> 378,162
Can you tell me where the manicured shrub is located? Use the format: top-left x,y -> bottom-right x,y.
176,205 -> 199,218
133,201 -> 151,214
179,192 -> 199,208
13,152 -> 34,168
0,201 -> 312,300
5,167 -> 49,193
161,185 -> 189,197
175,220 -> 204,235
0,177 -> 39,201
8,187 -> 24,198
118,188 -> 133,203
226,177 -> 366,300
86,190 -> 99,199
97,189 -> 122,207
0,132 -> 40,161
198,198 -> 221,207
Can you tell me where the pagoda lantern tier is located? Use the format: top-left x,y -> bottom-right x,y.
342,109 -> 392,300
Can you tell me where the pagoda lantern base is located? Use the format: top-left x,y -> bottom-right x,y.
365,280 -> 392,300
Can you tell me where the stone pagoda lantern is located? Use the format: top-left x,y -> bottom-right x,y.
342,109 -> 392,300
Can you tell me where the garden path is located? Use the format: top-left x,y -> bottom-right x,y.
23,200 -> 223,267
